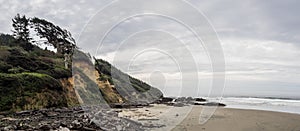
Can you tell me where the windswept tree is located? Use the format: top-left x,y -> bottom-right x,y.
30,17 -> 76,69
30,17 -> 76,55
11,14 -> 33,51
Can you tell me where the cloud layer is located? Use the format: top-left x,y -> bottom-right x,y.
1,0 -> 299,98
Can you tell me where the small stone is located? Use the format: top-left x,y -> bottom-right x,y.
39,124 -> 52,130
3,125 -> 14,131
58,126 -> 70,131
70,120 -> 82,129
82,127 -> 96,131
116,125 -> 122,131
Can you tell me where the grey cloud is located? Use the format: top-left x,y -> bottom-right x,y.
1,0 -> 300,97
188,0 -> 300,44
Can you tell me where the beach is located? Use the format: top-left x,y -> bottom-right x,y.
173,106 -> 300,131
2,104 -> 300,130
118,104 -> 300,131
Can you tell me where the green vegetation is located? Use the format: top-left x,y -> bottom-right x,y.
0,37 -> 76,111
0,14 -> 77,111
0,72 -> 66,111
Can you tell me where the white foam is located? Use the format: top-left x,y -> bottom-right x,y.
217,97 -> 300,114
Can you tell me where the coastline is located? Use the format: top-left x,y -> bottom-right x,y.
2,104 -> 300,130
172,106 -> 300,131
116,103 -> 300,131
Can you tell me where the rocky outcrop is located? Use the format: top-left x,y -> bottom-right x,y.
155,97 -> 226,107
0,106 -> 160,131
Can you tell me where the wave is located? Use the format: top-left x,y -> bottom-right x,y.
212,97 -> 300,114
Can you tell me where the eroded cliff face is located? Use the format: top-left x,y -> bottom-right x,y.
95,72 -> 125,104
69,60 -> 125,105
94,59 -> 163,105
72,50 -> 163,106
59,78 -> 79,107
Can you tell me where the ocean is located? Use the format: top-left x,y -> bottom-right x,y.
218,97 -> 300,114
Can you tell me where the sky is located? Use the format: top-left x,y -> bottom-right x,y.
1,0 -> 299,98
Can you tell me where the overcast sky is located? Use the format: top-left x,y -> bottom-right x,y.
1,0 -> 300,98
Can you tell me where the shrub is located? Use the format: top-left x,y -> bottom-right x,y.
37,67 -> 71,79
7,55 -> 52,72
8,46 -> 27,56
0,46 -> 11,60
0,34 -> 17,46
0,62 -> 12,73
30,46 -> 57,58
8,67 -> 26,74
0,73 -> 63,111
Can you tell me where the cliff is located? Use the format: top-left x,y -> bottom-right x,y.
0,34 -> 163,112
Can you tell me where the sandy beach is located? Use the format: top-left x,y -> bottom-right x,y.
173,106 -> 300,131
118,104 -> 300,131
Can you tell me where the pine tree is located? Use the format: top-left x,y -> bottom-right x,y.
30,17 -> 76,55
30,17 -> 76,69
12,14 -> 33,51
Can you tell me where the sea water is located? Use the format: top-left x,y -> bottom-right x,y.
218,97 -> 300,114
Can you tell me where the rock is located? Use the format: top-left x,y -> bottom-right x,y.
152,97 -> 174,104
216,103 -> 226,106
3,125 -> 14,131
45,112 -> 58,117
82,126 -> 96,131
60,121 -> 68,127
0,106 -> 159,131
74,110 -> 85,114
173,103 -> 185,107
160,97 -> 174,103
70,120 -> 82,129
39,124 -> 52,130
116,125 -> 122,131
110,103 -> 131,108
114,109 -> 122,113
58,126 -> 70,131
16,122 -> 34,130
203,102 -> 226,106
194,102 -> 226,106
15,110 -> 31,115
174,97 -> 186,102
195,98 -> 207,102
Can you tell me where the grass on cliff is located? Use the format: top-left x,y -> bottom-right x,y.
0,34 -> 76,112
0,72 -> 67,111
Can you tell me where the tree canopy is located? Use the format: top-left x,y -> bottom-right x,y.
11,14 -> 76,55
30,17 -> 76,55
11,14 -> 33,51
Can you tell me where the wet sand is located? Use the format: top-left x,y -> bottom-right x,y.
172,106 -> 300,131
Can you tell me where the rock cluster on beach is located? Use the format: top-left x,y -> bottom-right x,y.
0,106 -> 156,131
0,97 -> 225,131
154,97 -> 226,107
